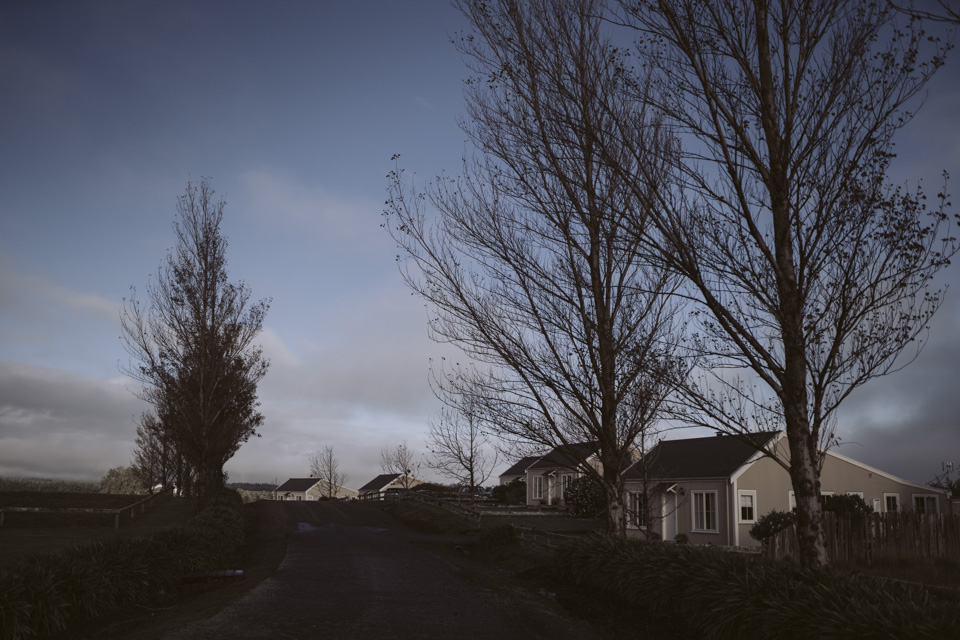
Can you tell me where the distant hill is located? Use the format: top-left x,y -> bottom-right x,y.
0,477 -> 101,493
227,482 -> 275,492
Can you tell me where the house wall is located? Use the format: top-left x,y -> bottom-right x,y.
526,468 -> 582,506
624,478 -> 730,545
306,483 -> 358,500
676,480 -> 729,546
276,490 -> 309,501
734,453 -> 948,547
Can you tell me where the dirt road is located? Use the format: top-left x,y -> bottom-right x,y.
154,500 -> 596,640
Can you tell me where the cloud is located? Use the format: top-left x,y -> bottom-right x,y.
836,296 -> 960,484
236,169 -> 380,242
0,270 -> 118,323
415,95 -> 435,110
0,361 -> 148,481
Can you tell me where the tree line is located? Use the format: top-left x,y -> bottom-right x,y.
383,0 -> 959,568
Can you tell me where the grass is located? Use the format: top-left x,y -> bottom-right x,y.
0,491 -> 245,640
386,500 -> 960,639
835,556 -> 960,591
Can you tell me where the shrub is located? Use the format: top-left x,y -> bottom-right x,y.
552,534 -> 960,639
823,494 -> 872,521
749,509 -> 797,542
564,475 -> 605,518
673,533 -> 689,545
491,478 -> 526,505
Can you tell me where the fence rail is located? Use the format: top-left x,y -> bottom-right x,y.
764,511 -> 960,564
0,488 -> 174,530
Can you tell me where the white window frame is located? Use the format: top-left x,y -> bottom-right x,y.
532,475 -> 544,500
692,490 -> 719,533
883,493 -> 900,513
912,494 -> 939,514
628,491 -> 648,528
560,473 -> 573,499
788,491 -> 796,511
738,490 -> 757,524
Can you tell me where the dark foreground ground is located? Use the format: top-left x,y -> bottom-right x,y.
61,500 -> 605,640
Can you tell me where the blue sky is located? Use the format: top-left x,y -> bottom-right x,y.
1,1 -> 958,489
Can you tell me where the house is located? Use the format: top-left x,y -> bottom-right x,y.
622,432 -> 951,548
525,441 -> 600,506
273,478 -> 318,501
498,456 -> 541,485
273,478 -> 358,501
357,473 -> 422,497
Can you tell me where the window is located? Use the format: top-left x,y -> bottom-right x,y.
532,475 -> 544,500
884,494 -> 900,513
738,491 -> 757,523
560,474 -> 573,499
913,494 -> 939,514
629,492 -> 648,528
693,491 -> 718,532
788,491 -> 796,511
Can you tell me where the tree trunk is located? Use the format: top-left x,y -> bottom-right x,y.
754,3 -> 827,569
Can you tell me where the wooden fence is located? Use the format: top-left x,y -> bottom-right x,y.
0,488 -> 173,530
764,511 -> 960,564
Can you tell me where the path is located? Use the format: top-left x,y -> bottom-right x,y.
163,501 -> 596,640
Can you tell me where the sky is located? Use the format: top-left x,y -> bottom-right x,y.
0,1 -> 957,490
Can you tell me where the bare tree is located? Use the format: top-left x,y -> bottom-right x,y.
891,0 -> 960,24
122,178 -> 270,510
308,445 -> 349,499
617,0 -> 956,566
131,412 -> 177,493
426,405 -> 499,500
385,0 -> 686,535
379,442 -> 421,491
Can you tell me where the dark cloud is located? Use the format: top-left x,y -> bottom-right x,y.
0,361 -> 147,480
837,297 -> 960,484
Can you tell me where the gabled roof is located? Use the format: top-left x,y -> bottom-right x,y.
528,441 -> 600,471
357,473 -> 401,493
500,455 -> 542,478
274,478 -> 321,493
624,432 -> 780,480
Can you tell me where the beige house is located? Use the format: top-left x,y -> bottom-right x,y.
622,432 -> 949,548
498,456 -> 541,486
356,473 -> 422,497
273,478 -> 358,501
525,442 -> 600,506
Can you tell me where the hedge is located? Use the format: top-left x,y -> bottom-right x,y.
0,491 -> 245,640
553,534 -> 960,640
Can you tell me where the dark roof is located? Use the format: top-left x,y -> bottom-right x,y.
357,473 -> 401,493
499,456 -> 542,478
274,478 -> 321,493
528,441 -> 600,471
623,432 -> 780,480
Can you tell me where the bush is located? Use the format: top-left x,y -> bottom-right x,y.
749,509 -> 797,542
673,533 -> 689,545
491,478 -> 526,505
552,534 -> 960,639
823,494 -> 872,521
0,490 -> 245,640
564,475 -> 605,518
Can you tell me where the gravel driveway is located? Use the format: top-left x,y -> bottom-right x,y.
162,501 -> 598,640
